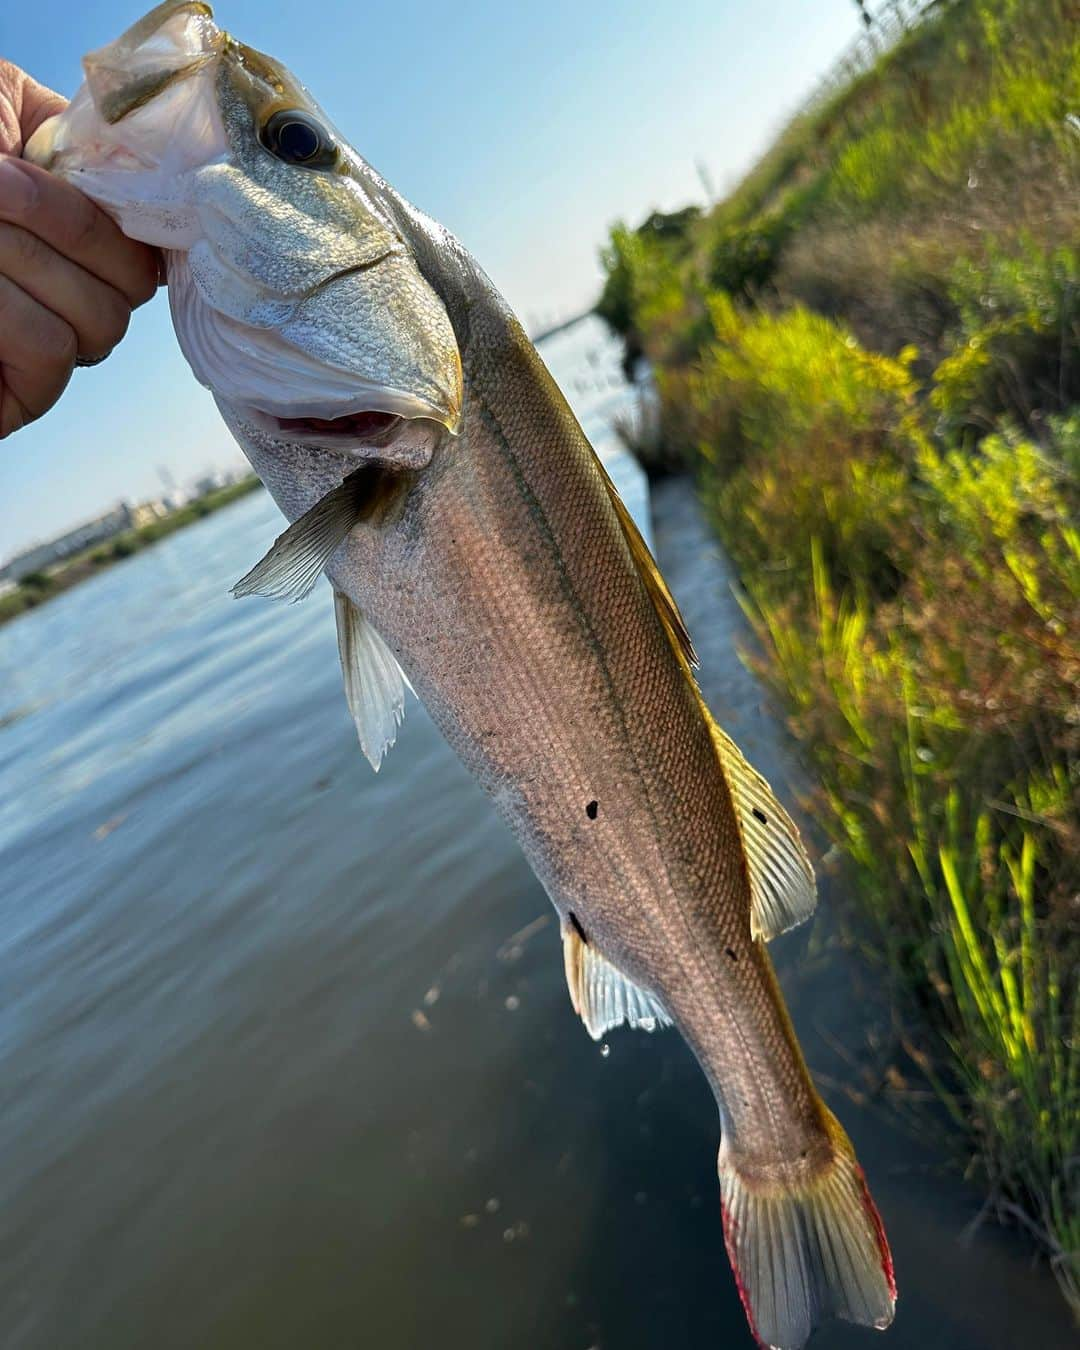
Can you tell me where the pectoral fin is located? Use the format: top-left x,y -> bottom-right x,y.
708,718 -> 817,941
231,465 -> 410,603
561,919 -> 672,1040
334,591 -> 409,771
232,474 -> 367,602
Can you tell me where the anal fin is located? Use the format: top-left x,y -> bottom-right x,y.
334,591 -> 409,771
561,919 -> 672,1040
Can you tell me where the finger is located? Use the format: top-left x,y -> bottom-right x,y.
0,60 -> 65,155
0,221 -> 132,360
0,156 -> 159,307
0,273 -> 76,438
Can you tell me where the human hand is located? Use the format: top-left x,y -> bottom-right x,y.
0,60 -> 161,438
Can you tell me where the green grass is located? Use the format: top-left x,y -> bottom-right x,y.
597,0 -> 1080,1314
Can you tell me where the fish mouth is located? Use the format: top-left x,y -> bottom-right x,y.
269,409 -> 403,448
232,403 -> 450,463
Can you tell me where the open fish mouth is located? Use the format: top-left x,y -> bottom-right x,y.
237,406 -> 408,451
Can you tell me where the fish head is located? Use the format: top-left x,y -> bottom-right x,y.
26,1 -> 463,454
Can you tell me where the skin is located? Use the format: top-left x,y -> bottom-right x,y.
0,61 -> 159,439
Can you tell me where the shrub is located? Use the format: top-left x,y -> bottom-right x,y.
596,209 -> 700,348
705,209 -> 793,301
18,570 -> 53,592
673,300 -> 927,594
932,245 -> 1080,436
109,535 -> 137,559
595,0 -> 1080,1310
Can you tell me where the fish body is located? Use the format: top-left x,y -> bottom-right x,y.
27,7 -> 896,1345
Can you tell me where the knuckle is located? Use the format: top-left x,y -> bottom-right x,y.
0,277 -> 18,326
0,221 -> 45,269
0,392 -> 31,439
36,311 -> 77,368
93,291 -> 132,351
131,253 -> 161,305
63,194 -> 101,253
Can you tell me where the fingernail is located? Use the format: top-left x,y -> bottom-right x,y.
0,157 -> 38,213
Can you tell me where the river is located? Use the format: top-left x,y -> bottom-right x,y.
0,316 -> 1071,1348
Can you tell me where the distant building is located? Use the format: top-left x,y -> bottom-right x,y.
0,504 -> 133,582
194,471 -> 229,497
127,500 -> 168,529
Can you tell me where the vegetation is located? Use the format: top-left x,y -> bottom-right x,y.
598,0 -> 1079,1311
0,476 -> 262,626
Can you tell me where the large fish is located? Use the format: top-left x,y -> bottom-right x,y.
26,5 -> 896,1345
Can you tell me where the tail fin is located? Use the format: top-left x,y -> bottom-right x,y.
718,1112 -> 896,1350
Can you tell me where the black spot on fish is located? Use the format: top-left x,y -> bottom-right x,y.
569,911 -> 588,945
585,800 -> 599,820
752,807 -> 768,825
725,947 -> 738,962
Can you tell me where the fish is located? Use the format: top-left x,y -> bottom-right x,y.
25,5 -> 896,1345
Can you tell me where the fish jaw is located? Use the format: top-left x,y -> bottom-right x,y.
24,2 -> 228,246
25,1 -> 463,442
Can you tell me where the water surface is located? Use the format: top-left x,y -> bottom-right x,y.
0,318 -> 1070,1348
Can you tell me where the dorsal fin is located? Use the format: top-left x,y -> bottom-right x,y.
561,918 -> 672,1040
707,714 -> 818,941
594,451 -> 812,942
595,457 -> 699,670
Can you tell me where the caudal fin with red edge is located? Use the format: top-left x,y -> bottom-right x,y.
718,1110 -> 896,1349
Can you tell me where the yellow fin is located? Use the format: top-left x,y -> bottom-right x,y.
595,457 -> 699,670
708,716 -> 818,941
561,918 -> 672,1040
593,452 -> 812,941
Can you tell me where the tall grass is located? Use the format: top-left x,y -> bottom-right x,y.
596,0 -> 1079,1313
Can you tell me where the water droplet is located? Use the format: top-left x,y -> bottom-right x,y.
504,995 -> 520,1011
599,1043 -> 611,1058
484,1197 -> 501,1214
460,1213 -> 480,1229
502,1227 -> 516,1243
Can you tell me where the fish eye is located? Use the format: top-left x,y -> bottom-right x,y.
260,109 -> 336,168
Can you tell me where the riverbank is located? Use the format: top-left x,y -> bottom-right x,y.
0,476 -> 262,628
598,0 -> 1078,1314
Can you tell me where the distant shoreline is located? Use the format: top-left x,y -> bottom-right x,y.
0,476 -> 263,629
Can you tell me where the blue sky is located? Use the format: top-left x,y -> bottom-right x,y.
1,0 -> 860,557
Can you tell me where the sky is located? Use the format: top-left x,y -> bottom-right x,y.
0,0 -> 862,559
